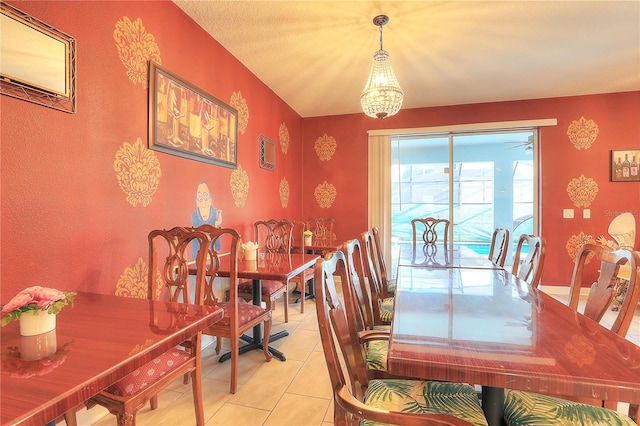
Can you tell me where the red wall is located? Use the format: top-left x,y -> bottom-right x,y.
2,1 -> 639,302
1,1 -> 304,299
303,92 -> 640,287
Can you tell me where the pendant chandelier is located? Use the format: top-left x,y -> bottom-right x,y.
360,15 -> 404,119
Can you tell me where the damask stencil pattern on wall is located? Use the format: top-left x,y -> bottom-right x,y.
280,177 -> 290,208
113,138 -> 162,207
566,232 -> 596,262
567,116 -> 599,150
314,181 -> 336,208
279,122 -> 289,154
230,91 -> 249,135
315,133 -> 336,161
566,174 -> 598,207
230,164 -> 249,207
114,257 -> 162,299
113,16 -> 161,89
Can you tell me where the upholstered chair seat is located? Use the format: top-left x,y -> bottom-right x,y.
503,390 -> 636,426
379,297 -> 394,323
216,298 -> 269,328
238,279 -> 284,300
104,349 -> 192,397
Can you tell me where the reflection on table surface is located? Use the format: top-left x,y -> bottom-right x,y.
1,292 -> 223,426
395,242 -> 500,269
388,267 -> 640,404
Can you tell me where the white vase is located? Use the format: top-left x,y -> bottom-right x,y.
304,235 -> 312,246
19,310 -> 56,336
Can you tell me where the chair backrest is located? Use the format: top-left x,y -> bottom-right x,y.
314,251 -> 475,426
305,217 -> 335,246
193,224 -> 241,325
148,226 -> 210,305
511,234 -> 546,288
341,238 -> 375,332
360,230 -> 387,326
567,243 -> 640,337
411,217 -> 450,247
254,219 -> 294,254
372,227 -> 393,294
488,228 -> 510,267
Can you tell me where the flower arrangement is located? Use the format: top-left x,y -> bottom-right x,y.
1,286 -> 77,327
303,230 -> 313,237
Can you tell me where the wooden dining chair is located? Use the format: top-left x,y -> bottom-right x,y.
361,230 -> 394,325
304,216 -> 335,246
372,226 -> 397,297
488,227 -> 510,267
289,220 -> 314,313
80,226 -> 212,425
511,234 -> 546,288
195,224 -> 272,394
341,238 -> 395,380
315,250 -> 489,426
503,244 -> 639,425
237,219 -> 293,322
412,217 -> 450,246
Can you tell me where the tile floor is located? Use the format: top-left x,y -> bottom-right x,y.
75,288 -> 639,426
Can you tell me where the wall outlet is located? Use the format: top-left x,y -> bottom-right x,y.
583,209 -> 590,219
563,209 -> 574,219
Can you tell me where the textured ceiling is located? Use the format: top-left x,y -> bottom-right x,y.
174,1 -> 640,118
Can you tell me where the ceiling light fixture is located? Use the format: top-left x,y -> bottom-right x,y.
360,15 -> 404,120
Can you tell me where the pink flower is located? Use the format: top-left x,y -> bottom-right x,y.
0,292 -> 34,315
1,286 -> 66,315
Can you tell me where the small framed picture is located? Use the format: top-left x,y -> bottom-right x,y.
610,149 -> 640,182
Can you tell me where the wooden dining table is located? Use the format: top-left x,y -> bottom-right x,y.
211,252 -> 319,362
397,242 -> 501,269
388,266 -> 640,426
0,292 -> 224,426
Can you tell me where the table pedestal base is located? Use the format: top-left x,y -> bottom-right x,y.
482,386 -> 505,426
219,329 -> 288,363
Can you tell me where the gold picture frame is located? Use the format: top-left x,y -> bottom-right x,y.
610,149 -> 640,182
149,62 -> 237,168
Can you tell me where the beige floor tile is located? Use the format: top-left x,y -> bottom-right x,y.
323,398 -> 334,423
204,347 -> 268,390
228,358 -> 304,410
274,328 -> 320,362
205,403 -> 270,426
286,351 -> 332,399
263,393 -> 330,425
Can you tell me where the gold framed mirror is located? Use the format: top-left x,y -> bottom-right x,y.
259,134 -> 276,171
0,2 -> 76,113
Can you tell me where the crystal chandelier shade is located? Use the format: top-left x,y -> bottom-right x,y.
360,15 -> 403,119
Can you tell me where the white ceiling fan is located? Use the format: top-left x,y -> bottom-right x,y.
505,134 -> 534,151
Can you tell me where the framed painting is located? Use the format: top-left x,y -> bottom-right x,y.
610,149 -> 640,182
149,61 -> 237,168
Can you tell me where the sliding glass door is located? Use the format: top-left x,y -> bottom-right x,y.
391,130 -> 536,266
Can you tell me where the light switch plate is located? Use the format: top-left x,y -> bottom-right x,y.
583,209 -> 590,219
563,209 -> 574,219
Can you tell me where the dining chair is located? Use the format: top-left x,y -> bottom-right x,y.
372,226 -> 397,296
315,250 -> 489,426
511,234 -> 546,288
411,217 -> 450,246
81,226 -> 212,425
195,224 -> 272,394
488,227 -> 510,267
289,220 -> 314,313
237,219 -> 293,322
361,230 -> 394,324
304,216 -> 335,246
341,238 -> 394,380
503,244 -> 639,425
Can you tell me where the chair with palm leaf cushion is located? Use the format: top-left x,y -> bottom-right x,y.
237,219 -> 293,322
315,250 -> 489,426
488,228 -> 510,267
341,238 -> 392,379
361,230 -> 394,324
503,244 -> 639,425
85,226 -> 213,425
372,226 -> 396,296
195,224 -> 273,394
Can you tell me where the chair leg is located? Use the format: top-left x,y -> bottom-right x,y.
150,395 -> 158,410
230,333 -> 239,394
191,368 -> 204,425
283,290 -> 289,323
300,280 -> 305,314
263,319 -> 273,362
63,409 -> 77,426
